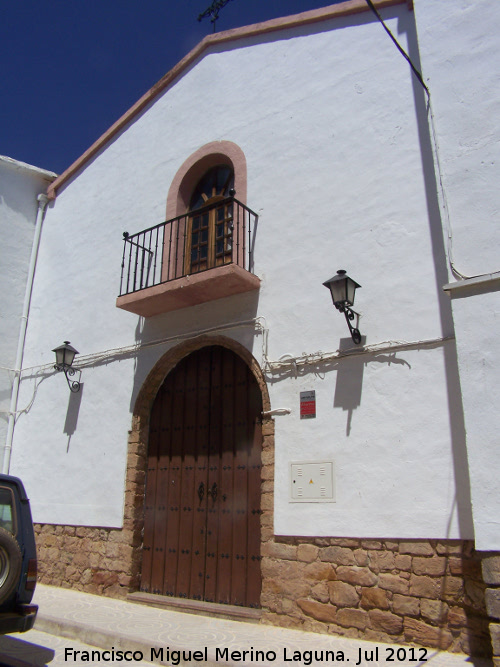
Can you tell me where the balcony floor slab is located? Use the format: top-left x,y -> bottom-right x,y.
116,263 -> 260,317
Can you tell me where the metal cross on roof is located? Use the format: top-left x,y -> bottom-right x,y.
198,0 -> 234,32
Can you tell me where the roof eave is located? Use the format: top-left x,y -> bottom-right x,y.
0,155 -> 58,181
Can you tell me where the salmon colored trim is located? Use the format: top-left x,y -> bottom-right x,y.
46,0 -> 407,200
166,141 -> 247,220
161,141 -> 247,283
116,263 -> 260,317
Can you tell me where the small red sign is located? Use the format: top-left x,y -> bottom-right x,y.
300,391 -> 316,419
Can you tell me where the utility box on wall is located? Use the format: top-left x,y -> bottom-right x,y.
290,461 -> 335,502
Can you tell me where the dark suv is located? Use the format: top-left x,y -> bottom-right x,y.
0,475 -> 37,634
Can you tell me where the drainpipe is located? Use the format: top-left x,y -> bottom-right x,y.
3,193 -> 49,474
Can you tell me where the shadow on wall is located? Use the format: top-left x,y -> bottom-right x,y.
333,337 -> 366,436
0,386 -> 13,429
333,342 -> 412,436
0,165 -> 47,220
64,382 -> 84,452
403,9 -> 474,539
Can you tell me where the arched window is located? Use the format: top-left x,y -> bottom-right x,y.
189,165 -> 234,210
185,165 -> 235,274
165,141 -> 247,220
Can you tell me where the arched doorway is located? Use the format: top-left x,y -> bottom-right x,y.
140,345 -> 263,608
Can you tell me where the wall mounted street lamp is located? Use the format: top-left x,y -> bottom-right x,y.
323,270 -> 362,344
52,341 -> 81,392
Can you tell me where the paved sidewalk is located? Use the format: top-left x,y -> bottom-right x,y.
3,585 -> 491,666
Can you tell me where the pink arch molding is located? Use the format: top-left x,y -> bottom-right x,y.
166,141 -> 247,220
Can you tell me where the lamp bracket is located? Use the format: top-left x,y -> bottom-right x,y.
54,364 -> 81,393
335,303 -> 362,345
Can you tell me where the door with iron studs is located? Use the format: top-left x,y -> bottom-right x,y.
141,345 -> 263,608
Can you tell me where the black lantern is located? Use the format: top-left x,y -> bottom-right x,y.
52,341 -> 81,392
323,270 -> 362,344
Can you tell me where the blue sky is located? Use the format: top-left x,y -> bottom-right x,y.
1,0 -> 342,175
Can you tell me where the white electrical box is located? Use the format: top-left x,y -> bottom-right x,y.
290,461 -> 335,503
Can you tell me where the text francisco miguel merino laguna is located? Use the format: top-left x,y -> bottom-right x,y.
64,645 -> 429,664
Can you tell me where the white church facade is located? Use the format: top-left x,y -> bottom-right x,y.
3,0 -> 500,659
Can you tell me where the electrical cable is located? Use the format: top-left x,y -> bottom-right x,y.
16,318 -> 266,376
365,0 -> 429,96
263,336 -> 454,373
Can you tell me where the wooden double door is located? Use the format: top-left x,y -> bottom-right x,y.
141,346 -> 263,608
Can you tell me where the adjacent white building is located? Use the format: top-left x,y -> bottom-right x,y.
3,0 -> 500,658
0,156 -> 56,472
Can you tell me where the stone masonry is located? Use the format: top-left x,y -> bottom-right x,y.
483,554 -> 500,667
34,525 -> 492,658
34,523 -> 141,599
260,536 -> 491,657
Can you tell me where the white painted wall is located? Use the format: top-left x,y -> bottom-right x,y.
0,157 -> 56,471
10,2 -> 478,541
414,0 -> 500,550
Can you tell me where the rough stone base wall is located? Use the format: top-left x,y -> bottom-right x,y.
34,523 -> 140,599
260,537 -> 491,657
35,525 -> 492,657
483,554 -> 500,667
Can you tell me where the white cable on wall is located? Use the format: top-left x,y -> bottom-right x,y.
17,317 -> 266,376
263,335 -> 454,373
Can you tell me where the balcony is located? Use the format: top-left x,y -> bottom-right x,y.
116,197 -> 260,317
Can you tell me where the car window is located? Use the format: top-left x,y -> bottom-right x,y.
0,487 -> 16,535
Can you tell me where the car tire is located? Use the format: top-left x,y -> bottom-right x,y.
0,527 -> 22,605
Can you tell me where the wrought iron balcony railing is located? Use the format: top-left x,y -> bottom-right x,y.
119,197 -> 258,297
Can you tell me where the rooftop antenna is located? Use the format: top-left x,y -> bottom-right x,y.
198,0 -> 234,33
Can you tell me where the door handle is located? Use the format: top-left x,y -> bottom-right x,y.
198,482 -> 204,502
207,482 -> 217,502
